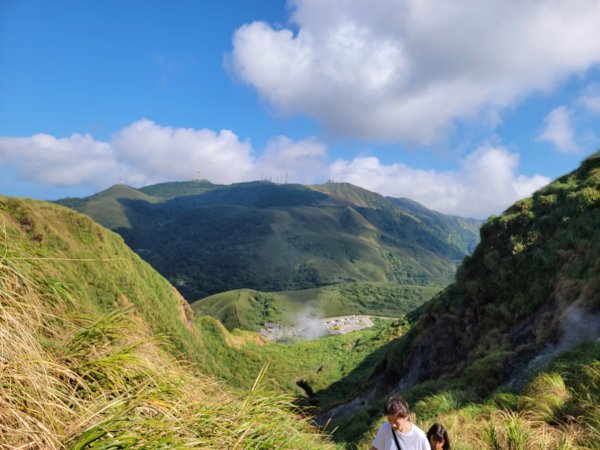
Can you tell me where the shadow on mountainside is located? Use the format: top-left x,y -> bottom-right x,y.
291,327 -> 409,446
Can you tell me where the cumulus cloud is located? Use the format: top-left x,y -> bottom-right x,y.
111,119 -> 256,184
0,133 -> 119,186
329,146 -> 550,218
257,135 -> 328,183
538,106 -> 581,154
0,119 -> 324,190
0,120 -> 549,217
230,0 -> 600,143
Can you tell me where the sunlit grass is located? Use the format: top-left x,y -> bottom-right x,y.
415,379 -> 598,450
0,199 -> 337,449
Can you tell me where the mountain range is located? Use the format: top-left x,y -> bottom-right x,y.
57,181 -> 481,301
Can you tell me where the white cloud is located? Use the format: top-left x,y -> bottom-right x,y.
230,0 -> 600,143
0,120 -> 329,191
538,106 -> 581,154
111,119 -> 255,184
256,136 -> 328,183
0,133 -> 119,186
329,146 -> 550,218
0,121 -> 549,218
582,96 -> 600,114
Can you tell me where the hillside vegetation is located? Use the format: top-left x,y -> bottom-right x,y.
4,148 -> 600,449
57,181 -> 481,301
326,152 -> 600,448
0,196 -> 337,448
57,184 -> 159,229
385,151 -> 600,388
193,283 -> 440,332
340,341 -> 599,449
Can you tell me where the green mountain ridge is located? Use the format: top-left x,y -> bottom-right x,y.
57,181 -> 481,301
56,184 -> 159,229
139,179 -> 222,198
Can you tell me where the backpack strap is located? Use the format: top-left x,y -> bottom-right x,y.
391,429 -> 404,450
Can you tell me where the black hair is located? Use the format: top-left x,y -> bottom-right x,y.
426,423 -> 451,450
383,396 -> 410,417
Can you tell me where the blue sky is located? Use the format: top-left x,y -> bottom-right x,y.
1,0 -> 600,218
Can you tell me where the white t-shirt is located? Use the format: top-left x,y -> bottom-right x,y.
371,422 -> 431,450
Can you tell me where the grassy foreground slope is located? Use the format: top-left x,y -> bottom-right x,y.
339,340 -> 600,449
0,196 -> 336,449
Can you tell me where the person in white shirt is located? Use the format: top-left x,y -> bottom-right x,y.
369,396 -> 431,450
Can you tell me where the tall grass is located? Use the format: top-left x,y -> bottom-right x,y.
0,201 -> 337,449
417,389 -> 597,450
520,372 -> 569,421
350,358 -> 598,450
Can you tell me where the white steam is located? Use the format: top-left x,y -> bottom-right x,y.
556,303 -> 600,351
292,305 -> 329,340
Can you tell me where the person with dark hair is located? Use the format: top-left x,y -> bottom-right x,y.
369,396 -> 431,450
426,423 -> 450,450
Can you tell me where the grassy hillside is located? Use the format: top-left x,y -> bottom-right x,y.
388,196 -> 482,254
325,152 -> 600,447
0,195 -> 338,448
59,181 -> 480,301
139,179 -> 222,198
349,341 -> 599,449
384,151 -> 600,388
195,315 -> 407,411
309,181 -> 392,208
193,283 -> 440,332
56,184 -> 158,229
312,183 -> 481,254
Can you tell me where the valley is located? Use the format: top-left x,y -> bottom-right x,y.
2,154 -> 600,449
259,314 -> 376,341
192,283 -> 441,332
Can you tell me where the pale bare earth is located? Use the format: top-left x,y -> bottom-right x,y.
260,315 -> 375,341
322,315 -> 374,334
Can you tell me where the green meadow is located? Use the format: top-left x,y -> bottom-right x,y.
193,283 -> 440,331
